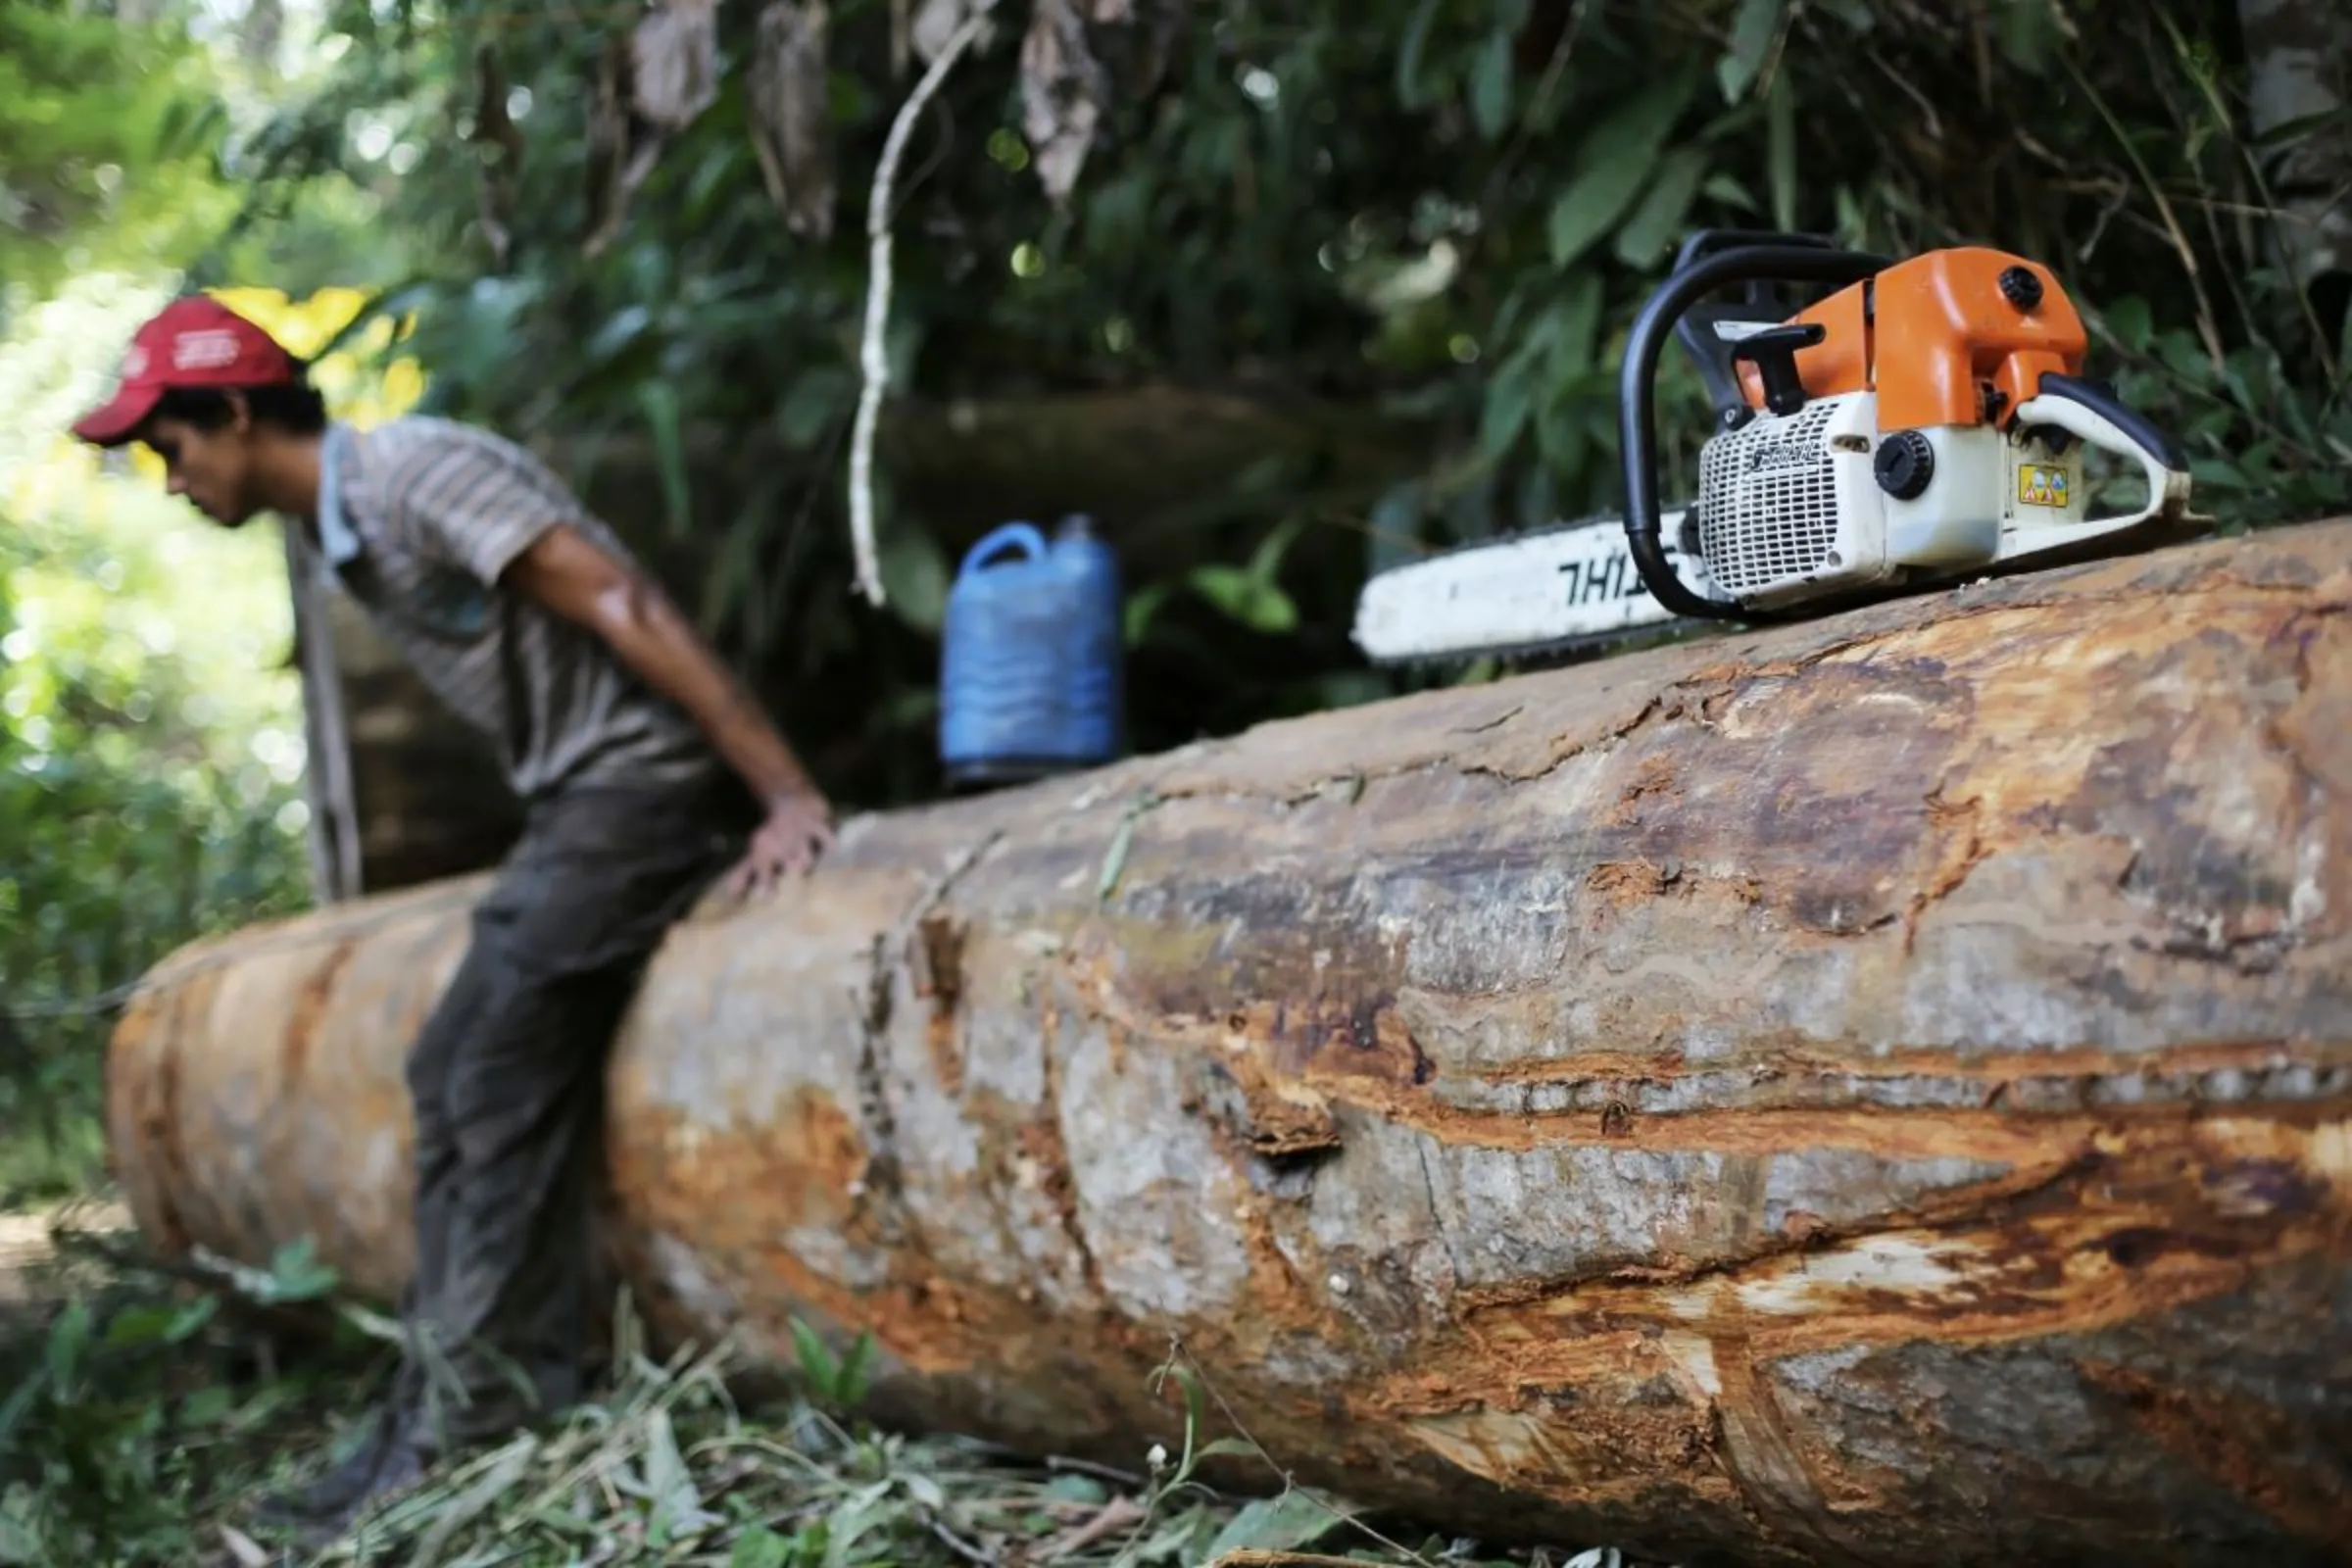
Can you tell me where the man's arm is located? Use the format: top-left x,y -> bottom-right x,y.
500,521 -> 834,891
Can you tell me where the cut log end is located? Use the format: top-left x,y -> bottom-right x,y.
108,519 -> 2352,1568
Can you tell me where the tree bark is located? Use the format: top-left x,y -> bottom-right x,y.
108,519 -> 2352,1568
2237,0 -> 2350,317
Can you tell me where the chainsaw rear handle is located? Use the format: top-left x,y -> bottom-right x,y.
2012,372 -> 2194,533
1619,242 -> 1889,620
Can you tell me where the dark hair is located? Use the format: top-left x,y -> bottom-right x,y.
149,380 -> 329,438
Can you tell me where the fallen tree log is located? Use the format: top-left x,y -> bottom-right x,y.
107,519 -> 2352,1568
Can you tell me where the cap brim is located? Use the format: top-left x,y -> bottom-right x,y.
71,382 -> 164,448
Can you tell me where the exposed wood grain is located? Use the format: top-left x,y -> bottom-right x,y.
110,518 -> 2352,1568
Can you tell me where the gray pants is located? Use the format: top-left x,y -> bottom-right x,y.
389,776 -> 748,1451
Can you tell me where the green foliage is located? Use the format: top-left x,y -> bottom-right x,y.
180,0 -> 2346,816
0,282 -> 313,1203
2,1234 -> 1617,1567
0,1222 -> 386,1566
788,1316 -> 877,1411
0,2 -> 236,306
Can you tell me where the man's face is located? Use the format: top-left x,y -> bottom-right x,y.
139,404 -> 263,527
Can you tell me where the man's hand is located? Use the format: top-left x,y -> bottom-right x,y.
501,525 -> 836,883
724,787 -> 837,899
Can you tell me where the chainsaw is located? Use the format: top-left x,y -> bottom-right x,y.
1350,229 -> 2202,667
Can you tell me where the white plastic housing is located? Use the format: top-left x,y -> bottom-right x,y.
1692,387 -> 2176,609
1693,391 -> 1893,606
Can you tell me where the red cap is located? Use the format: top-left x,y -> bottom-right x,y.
71,295 -> 305,448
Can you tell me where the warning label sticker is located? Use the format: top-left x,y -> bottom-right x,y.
2017,464 -> 2072,508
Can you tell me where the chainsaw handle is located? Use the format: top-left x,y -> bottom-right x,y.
2012,373 -> 2194,531
1620,242 -> 1889,619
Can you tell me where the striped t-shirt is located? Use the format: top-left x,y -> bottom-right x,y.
310,415 -> 719,802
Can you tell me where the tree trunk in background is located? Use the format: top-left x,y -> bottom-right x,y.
2238,0 -> 2351,325
111,519 -> 2352,1568
240,0 -> 283,70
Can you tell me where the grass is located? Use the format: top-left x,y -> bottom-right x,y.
0,1204 -> 1663,1568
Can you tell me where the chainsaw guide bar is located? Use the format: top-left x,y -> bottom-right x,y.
1350,507 -> 1715,669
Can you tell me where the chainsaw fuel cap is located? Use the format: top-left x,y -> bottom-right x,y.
1874,429 -> 1936,499
1998,265 -> 2044,311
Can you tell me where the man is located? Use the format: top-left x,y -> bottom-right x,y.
72,294 -> 837,1534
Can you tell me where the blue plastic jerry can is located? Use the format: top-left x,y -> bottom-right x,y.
938,514 -> 1124,788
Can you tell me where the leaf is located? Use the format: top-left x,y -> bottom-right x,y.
1246,515 -> 1310,582
0,1366 -> 46,1455
1717,0 -> 1785,102
2096,296 -> 2155,355
1480,353 -> 1539,460
1192,1436 -> 1260,1463
1991,0 -> 2059,73
45,1298 -> 90,1398
1766,69 -> 1797,232
1395,0 -> 1446,110
0,1500 -> 40,1568
1546,73 -> 1700,268
732,1528 -> 794,1568
1701,172 -> 1757,211
778,368 -> 851,450
1614,146 -> 1711,269
834,1330 -> 876,1407
1468,30 -> 1514,140
1201,1487 -> 1356,1560
821,1479 -> 900,1568
644,1409 -> 704,1538
1187,565 -> 1297,633
178,1386 -> 235,1427
587,304 -> 655,365
636,379 -> 694,539
1544,271 -> 1606,384
1122,582 -> 1172,646
411,1439 -> 540,1566
791,1317 -> 841,1396
101,1302 -> 197,1349
1132,1503 -> 1218,1565
166,1294 -> 220,1342
877,525 -> 951,635
1040,1474 -> 1109,1505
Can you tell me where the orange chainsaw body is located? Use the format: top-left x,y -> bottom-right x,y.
1735,247 -> 2092,432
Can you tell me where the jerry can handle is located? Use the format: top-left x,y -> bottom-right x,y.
957,521 -> 1050,582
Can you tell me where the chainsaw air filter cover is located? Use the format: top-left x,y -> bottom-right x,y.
1694,394 -> 1860,600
